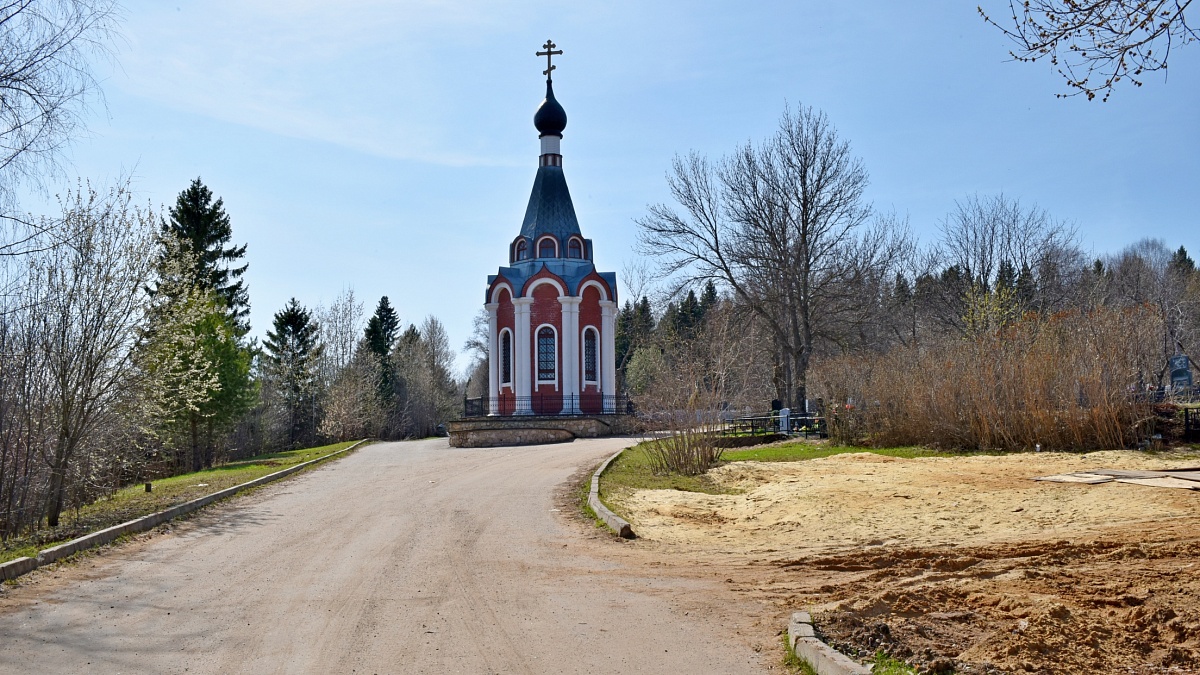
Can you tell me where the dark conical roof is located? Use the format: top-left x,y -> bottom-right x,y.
519,164 -> 580,241
533,80 -> 567,137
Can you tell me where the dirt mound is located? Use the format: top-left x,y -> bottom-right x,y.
614,449 -> 1200,673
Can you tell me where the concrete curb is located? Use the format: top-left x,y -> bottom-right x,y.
788,611 -> 870,675
0,439 -> 369,581
588,449 -> 635,539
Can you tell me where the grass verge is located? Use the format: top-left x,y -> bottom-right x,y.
598,439 -> 964,505
1,440 -> 365,564
781,634 -> 818,675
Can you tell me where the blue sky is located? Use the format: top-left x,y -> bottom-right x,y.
27,1 -> 1200,373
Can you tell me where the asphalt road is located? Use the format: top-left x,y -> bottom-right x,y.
0,438 -> 767,674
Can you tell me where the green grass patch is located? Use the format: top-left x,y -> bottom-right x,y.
599,439 -> 964,505
781,635 -> 817,675
870,651 -> 921,674
0,440 -> 364,565
720,441 -> 957,463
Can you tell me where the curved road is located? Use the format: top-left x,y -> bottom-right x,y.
0,439 -> 767,674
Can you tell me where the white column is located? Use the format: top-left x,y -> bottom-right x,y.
513,298 -> 534,415
600,300 -> 617,412
559,296 -> 581,413
485,302 -> 499,415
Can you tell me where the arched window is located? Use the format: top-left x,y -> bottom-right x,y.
500,330 -> 512,385
537,327 -> 556,381
537,237 -> 557,258
514,240 -> 528,261
568,238 -> 583,259
583,328 -> 598,383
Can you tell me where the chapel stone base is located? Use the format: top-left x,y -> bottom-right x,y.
446,415 -> 638,448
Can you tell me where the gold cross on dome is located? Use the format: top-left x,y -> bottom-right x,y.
536,40 -> 563,79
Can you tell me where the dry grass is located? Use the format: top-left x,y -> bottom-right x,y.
814,306 -> 1164,451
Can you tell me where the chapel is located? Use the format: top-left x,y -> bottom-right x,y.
483,41 -> 618,416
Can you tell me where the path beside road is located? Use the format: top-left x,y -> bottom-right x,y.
0,438 -> 767,674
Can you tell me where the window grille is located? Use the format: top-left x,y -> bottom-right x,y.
584,329 -> 598,382
537,327 -> 556,381
501,331 -> 512,384
515,240 -> 528,261
568,239 -> 583,259
538,238 -> 556,258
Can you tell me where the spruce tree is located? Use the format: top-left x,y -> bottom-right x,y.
699,280 -> 718,316
1169,246 -> 1196,275
265,298 -> 323,447
364,296 -> 401,402
364,296 -> 400,359
162,178 -> 249,328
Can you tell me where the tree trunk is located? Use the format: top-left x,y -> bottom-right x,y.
204,418 -> 215,469
45,445 -> 69,528
190,414 -> 201,473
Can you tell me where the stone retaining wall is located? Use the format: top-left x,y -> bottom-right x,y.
447,415 -> 638,447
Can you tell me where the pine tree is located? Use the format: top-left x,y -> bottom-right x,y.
162,178 -> 249,328
265,298 -> 323,448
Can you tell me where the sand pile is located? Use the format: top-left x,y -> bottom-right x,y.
618,451 -> 1199,555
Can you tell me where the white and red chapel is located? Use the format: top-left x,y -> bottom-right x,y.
483,42 -> 618,416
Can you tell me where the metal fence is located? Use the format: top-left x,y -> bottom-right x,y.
1186,408 -> 1200,443
721,413 -> 827,439
462,394 -> 635,418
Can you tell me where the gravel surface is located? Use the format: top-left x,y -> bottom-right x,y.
0,438 -> 768,674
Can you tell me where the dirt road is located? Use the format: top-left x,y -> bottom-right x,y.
0,439 -> 769,674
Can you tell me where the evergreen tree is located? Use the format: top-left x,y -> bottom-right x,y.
162,178 -> 249,327
265,298 -> 323,448
364,296 -> 400,359
1169,246 -> 1196,276
1015,263 -> 1037,309
996,259 -> 1017,295
699,280 -> 718,316
677,290 -> 700,338
144,233 -> 255,470
364,296 -> 401,402
616,296 -> 656,390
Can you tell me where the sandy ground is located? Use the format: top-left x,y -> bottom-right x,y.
0,438 -> 773,675
614,450 -> 1200,674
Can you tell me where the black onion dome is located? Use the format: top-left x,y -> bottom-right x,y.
533,80 -> 567,137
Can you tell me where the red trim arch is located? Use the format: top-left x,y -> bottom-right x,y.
520,267 -> 568,298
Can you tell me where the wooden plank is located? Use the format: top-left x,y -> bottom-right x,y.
1034,473 -> 1114,484
1162,471 -> 1200,482
1081,469 -> 1168,479
1115,477 -> 1200,490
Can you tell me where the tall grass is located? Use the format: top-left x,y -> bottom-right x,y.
814,306 -> 1162,451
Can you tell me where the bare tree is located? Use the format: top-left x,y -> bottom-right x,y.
637,104 -> 910,408
315,287 -> 364,387
937,194 -> 1082,313
319,348 -> 382,442
30,181 -> 156,526
0,0 -> 120,223
1106,238 -> 1200,381
980,0 -> 1196,100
